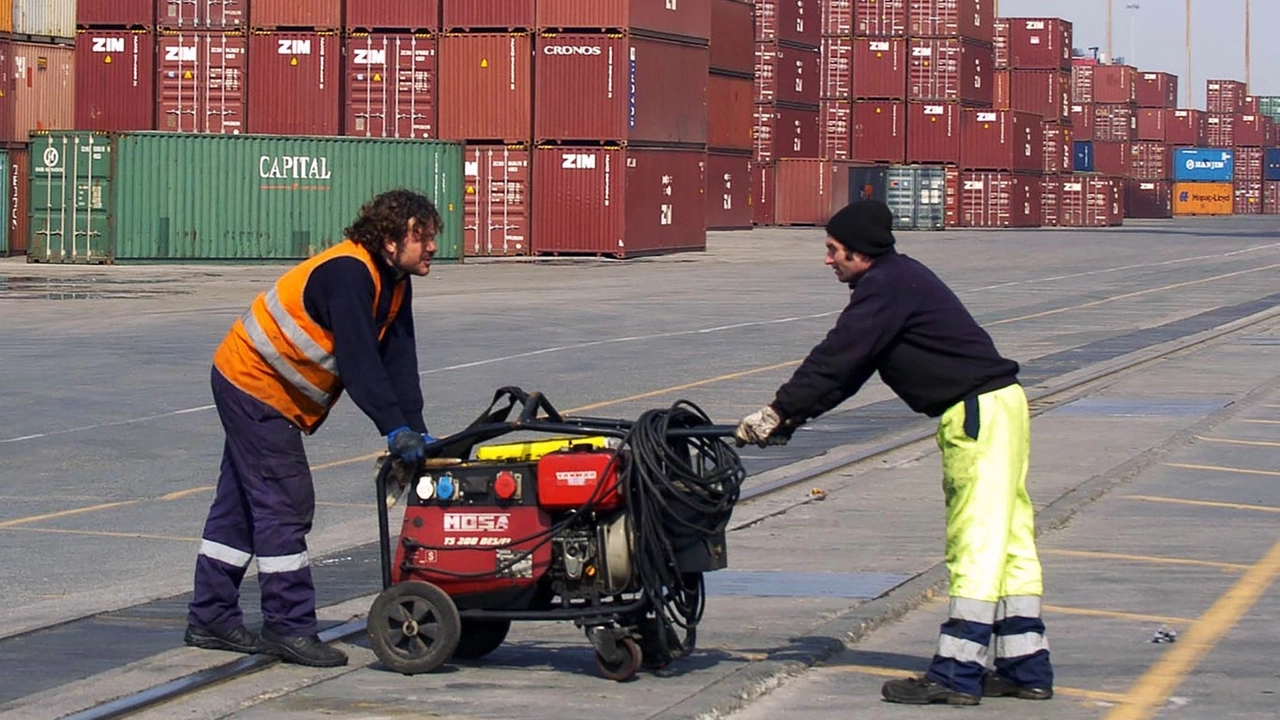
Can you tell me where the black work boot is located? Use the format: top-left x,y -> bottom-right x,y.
881,676 -> 981,706
982,671 -> 1054,700
184,624 -> 263,655
259,627 -> 348,668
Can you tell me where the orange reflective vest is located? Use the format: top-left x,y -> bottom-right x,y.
213,241 -> 407,432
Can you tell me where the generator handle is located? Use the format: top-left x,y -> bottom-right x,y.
665,424 -> 737,439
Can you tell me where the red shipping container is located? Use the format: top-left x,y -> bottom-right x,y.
1040,175 -> 1060,226
908,0 -> 994,43
75,30 -> 156,132
1240,96 -> 1261,115
79,0 -> 153,26
958,171 -> 1042,227
961,109 -> 1042,173
1060,175 -> 1120,227
754,105 -> 820,163
1070,104 -> 1093,141
250,0 -> 341,30
463,145 -> 530,257
1092,141 -> 1130,177
1164,109 -> 1206,146
850,100 -> 905,163
908,37 -> 993,105
1233,114 -> 1273,147
1129,142 -> 1171,181
823,37 -> 906,100
756,41 -> 820,106
774,159 -> 852,226
11,42 -> 75,143
531,146 -> 706,257
1124,179 -> 1171,218
438,33 -> 531,142
705,151 -> 753,229
854,0 -> 907,36
753,162 -> 775,225
155,31 -> 246,134
992,69 -> 1009,110
1093,104 -> 1135,142
754,0 -> 820,47
906,101 -> 961,164
708,73 -> 753,150
0,40 -> 11,146
1008,69 -> 1070,123
1264,181 -> 1280,214
247,31 -> 340,136
1042,121 -> 1071,175
1007,18 -> 1071,70
823,0 -> 852,36
711,0 -> 754,75
1072,64 -> 1135,104
343,33 -> 436,139
535,35 -> 707,144
5,147 -> 29,256
821,99 -> 851,160
1205,114 -> 1234,148
1135,108 -> 1165,141
536,0 -> 711,41
822,36 -> 852,99
443,1 -> 534,30
345,0 -> 440,32
1206,79 -> 1246,114
1234,180 -> 1262,215
156,0 -> 246,29
1135,72 -> 1177,108
943,165 -> 960,226
993,18 -> 1008,68
1234,146 -> 1263,182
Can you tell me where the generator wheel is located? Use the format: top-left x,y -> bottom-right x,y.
368,581 -> 461,675
452,619 -> 512,660
594,637 -> 642,682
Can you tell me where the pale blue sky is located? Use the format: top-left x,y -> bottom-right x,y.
998,0 -> 1274,109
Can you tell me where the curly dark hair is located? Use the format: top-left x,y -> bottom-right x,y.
345,189 -> 443,256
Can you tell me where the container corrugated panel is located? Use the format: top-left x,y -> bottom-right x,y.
855,0 -> 906,36
442,0 -> 535,30
753,0 -> 819,47
820,99 -> 851,160
958,171 -> 1041,227
156,0 -> 246,29
752,161 -> 775,225
1264,180 -> 1280,213
247,31 -> 340,136
1173,148 -> 1233,182
850,100 -> 905,163
535,34 -> 707,144
908,0 -> 993,43
14,0 -> 74,38
942,165 -> 960,225
1233,146 -> 1263,182
0,150 -> 8,254
753,105 -> 819,163
906,101 -> 960,165
1040,175 -> 1060,226
0,40 -> 15,142
345,0 -> 439,32
1060,175 -> 1117,226
960,109 -> 1042,173
463,144 -> 529,256
907,38 -> 993,106
1129,142 -> 1171,181
0,3 -> 11,32
79,0 -> 153,26
885,164 -> 945,230
438,33 -> 532,143
27,133 -> 113,263
756,41 -> 820,106
12,41 -> 75,143
1172,181 -> 1232,215
1042,121 -> 1071,175
536,0 -> 712,42
1124,179 -> 1171,218
1206,80 -> 1246,114
992,69 -> 1008,109
821,36 -> 852,99
1091,141 -> 1130,178
1135,108 -> 1165,141
1008,69 -> 1069,123
1092,104 -> 1135,142
1232,114 -> 1273,147
1088,65 -> 1136,104
992,18 -> 1007,68
1135,72 -> 1177,109
1265,148 -> 1280,182
823,0 -> 853,36
705,151 -> 752,229
851,38 -> 907,100
1165,109 -> 1205,146
1070,104 -> 1096,139
707,74 -> 753,151
155,31 -> 246,134
774,159 -> 851,226
1204,114 -> 1234,148
8,146 -> 29,255
710,0 -> 753,75
76,30 -> 156,132
249,0 -> 341,31
343,33 -> 436,139
531,146 -> 706,257
1007,18 -> 1071,70
1069,63 -> 1092,103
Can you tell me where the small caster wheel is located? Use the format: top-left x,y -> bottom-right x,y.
368,581 -> 460,675
595,637 -> 643,682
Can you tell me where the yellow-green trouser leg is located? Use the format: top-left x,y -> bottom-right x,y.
925,384 -> 1053,696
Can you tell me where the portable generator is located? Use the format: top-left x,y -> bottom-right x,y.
367,387 -> 744,681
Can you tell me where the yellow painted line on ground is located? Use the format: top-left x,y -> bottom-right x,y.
838,664 -> 1128,703
1242,419 -> 1280,425
0,500 -> 141,530
1044,605 -> 1194,626
1043,548 -> 1249,571
159,486 -> 214,501
1104,536 -> 1280,720
1196,435 -> 1280,449
1164,462 -> 1280,478
1123,495 -> 1280,514
1,526 -> 198,542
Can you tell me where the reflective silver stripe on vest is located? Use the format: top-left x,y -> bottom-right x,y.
995,631 -> 1051,659
240,305 -> 331,408
258,551 -> 310,574
936,634 -> 991,666
261,288 -> 338,376
950,597 -> 998,623
997,595 -> 1043,621
199,539 -> 253,568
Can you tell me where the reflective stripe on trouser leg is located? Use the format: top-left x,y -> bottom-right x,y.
925,598 -> 996,696
995,595 -> 1054,688
188,440 -> 255,633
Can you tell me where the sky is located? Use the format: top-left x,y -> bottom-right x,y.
997,0 -> 1276,109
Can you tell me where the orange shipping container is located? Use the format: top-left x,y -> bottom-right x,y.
438,33 -> 532,142
1172,182 -> 1233,215
12,41 -> 75,143
0,3 -> 11,32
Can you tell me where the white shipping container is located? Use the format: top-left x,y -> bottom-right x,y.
13,0 -> 75,39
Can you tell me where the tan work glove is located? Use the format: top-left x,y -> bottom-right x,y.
735,405 -> 784,447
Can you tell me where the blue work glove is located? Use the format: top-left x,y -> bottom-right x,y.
422,433 -> 438,446
387,426 -> 427,464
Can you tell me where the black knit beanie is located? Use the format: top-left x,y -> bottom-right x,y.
825,200 -> 897,257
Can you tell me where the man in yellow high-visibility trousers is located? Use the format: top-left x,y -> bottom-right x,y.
736,200 -> 1053,706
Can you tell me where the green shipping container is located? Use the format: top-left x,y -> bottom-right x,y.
0,149 -> 10,256
27,132 -> 464,263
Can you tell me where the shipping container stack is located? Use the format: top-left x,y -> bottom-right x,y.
1064,54 -> 1129,227
1204,80 -> 1275,215
707,0 -> 755,231
1126,70 -> 1179,218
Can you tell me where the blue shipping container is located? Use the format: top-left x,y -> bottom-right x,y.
1173,148 -> 1234,182
1073,141 -> 1094,173
1265,148 -> 1280,182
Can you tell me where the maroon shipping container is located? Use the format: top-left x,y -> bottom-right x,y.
1205,114 -> 1234,148
1234,146 -> 1263,182
536,0 -> 711,41
774,159 -> 852,226
247,31 -> 340,136
75,30 -> 156,132
1069,103 -> 1093,141
906,101 -> 961,164
960,109 -> 1042,173
1233,114 -> 1273,147
705,151 -> 752,229
958,171 -> 1042,228
756,41 -> 820,106
1264,181 -> 1280,214
854,0 -> 907,36
1007,18 -> 1071,70
12,42 -> 75,143
156,0 -> 246,29
250,0 -> 341,30
1234,181 -> 1262,215
754,105 -> 820,163
821,37 -> 851,99
1129,141 -> 1171,181
1008,69 -> 1070,123
908,38 -> 993,105
1124,179 -> 1171,218
531,146 -> 707,257
708,73 -> 753,150
79,0 -> 153,26
1206,79 -> 1246,114
1240,96 -> 1260,115
909,0 -> 994,43
1164,109 -> 1206,146
823,0 -> 852,36
753,162 -> 775,225
463,145 -> 530,257
1042,121 -> 1071,175
1060,175 -> 1121,227
1092,141 -> 1130,177
1135,72 -> 1177,108
822,37 -> 906,100
155,31 -> 246,134
345,0 -> 440,31
438,33 -> 531,142
5,146 -> 29,256
1093,104 -> 1135,142
443,1 -> 535,30
710,0 -> 753,75
343,33 -> 436,139
0,40 -> 11,144
821,99 -> 851,160
1135,108 -> 1165,141
535,34 -> 707,144
850,100 -> 905,163
1072,64 -> 1135,104
753,0 -> 820,47
943,165 -> 960,226
992,69 -> 1009,109
1040,175 -> 1060,226
993,18 -> 1008,68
